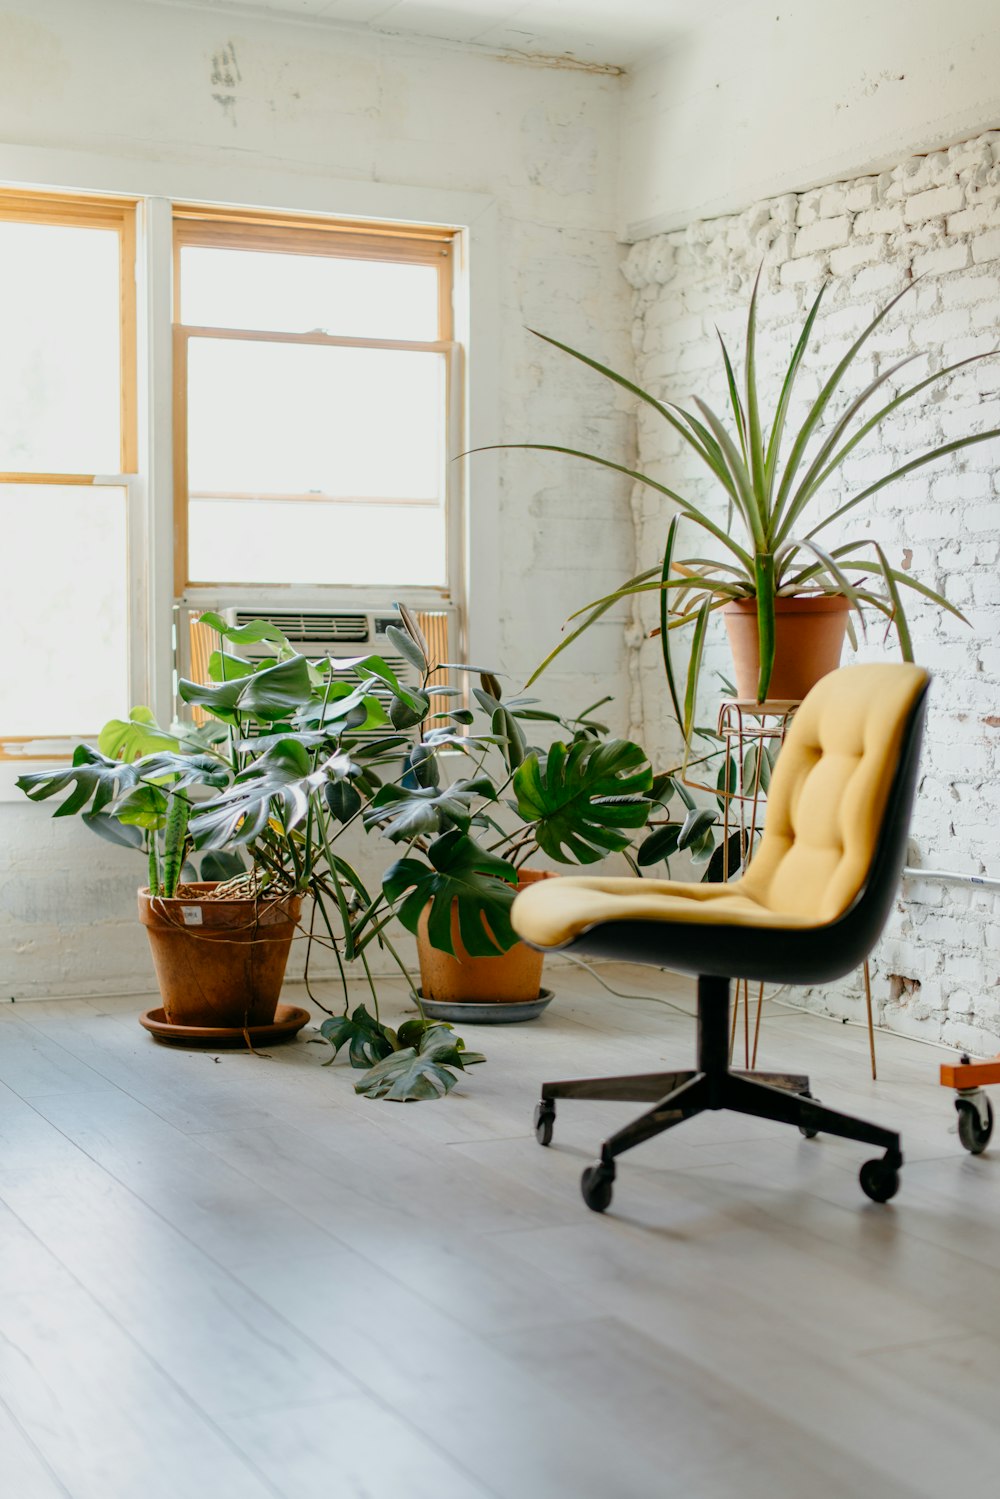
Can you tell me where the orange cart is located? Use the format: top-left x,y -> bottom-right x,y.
940,1054 -> 997,1154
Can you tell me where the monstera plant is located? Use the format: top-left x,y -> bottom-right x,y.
17,607 -> 663,1087
368,677 -> 655,1007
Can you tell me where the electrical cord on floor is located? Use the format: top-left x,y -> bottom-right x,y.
561,963 -> 965,1057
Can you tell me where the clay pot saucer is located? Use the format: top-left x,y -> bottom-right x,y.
139,1003 -> 310,1048
414,988 -> 554,1024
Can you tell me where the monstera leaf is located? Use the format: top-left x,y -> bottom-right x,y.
178,654 -> 313,725
382,829 -> 518,957
513,738 -> 652,863
354,1022 -> 485,1102
319,1005 -> 397,1069
363,777 -> 494,842
132,751 -> 232,794
17,746 -> 139,819
98,707 -> 180,762
188,738 -> 340,849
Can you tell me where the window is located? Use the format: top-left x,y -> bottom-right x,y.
0,191 -> 136,754
172,208 -> 457,597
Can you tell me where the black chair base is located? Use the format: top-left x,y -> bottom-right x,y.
534,975 -> 903,1211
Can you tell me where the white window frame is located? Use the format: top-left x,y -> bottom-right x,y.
0,145 -> 500,798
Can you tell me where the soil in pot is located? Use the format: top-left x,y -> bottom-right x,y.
722,594 -> 850,701
137,883 -> 303,1029
416,869 -> 556,1005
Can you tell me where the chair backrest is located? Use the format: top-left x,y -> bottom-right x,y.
740,663 -> 930,925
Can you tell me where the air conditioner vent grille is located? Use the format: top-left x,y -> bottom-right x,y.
230,609 -> 370,644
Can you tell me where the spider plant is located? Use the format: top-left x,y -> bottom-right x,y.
504,271 -> 1000,719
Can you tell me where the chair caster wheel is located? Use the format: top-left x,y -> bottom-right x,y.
956,1093 -> 993,1155
581,1161 -> 615,1213
534,1101 -> 555,1147
859,1157 -> 900,1203
798,1091 -> 820,1139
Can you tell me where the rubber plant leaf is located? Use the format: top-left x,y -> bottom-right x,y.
382,829 -> 518,957
384,624 -> 427,675
513,738 -> 652,864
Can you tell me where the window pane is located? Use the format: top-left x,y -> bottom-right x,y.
0,222 -> 121,473
0,485 -> 128,739
180,246 -> 439,341
189,497 -> 447,587
187,338 -> 445,500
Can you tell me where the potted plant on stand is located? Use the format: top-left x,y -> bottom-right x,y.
499,272 -> 1000,723
370,680 -> 654,1021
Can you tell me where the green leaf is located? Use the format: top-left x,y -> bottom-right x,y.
207,651 -> 256,684
324,778 -> 362,823
111,783 -> 170,831
702,828 -> 746,883
394,603 -> 431,663
637,823 -> 681,866
492,706 -> 527,771
385,624 -> 427,675
677,807 -> 717,851
364,777 -> 494,841
133,751 -> 231,793
179,654 -> 313,725
200,850 -> 246,882
198,612 -> 292,652
354,1022 -> 484,1102
382,830 -> 518,957
17,745 -> 140,820
742,743 -> 772,794
98,708 -> 180,762
513,738 -> 652,864
388,690 -> 430,730
189,737 -> 318,851
683,600 -> 712,741
320,1005 -> 396,1069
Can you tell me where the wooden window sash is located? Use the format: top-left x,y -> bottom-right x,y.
0,187 -> 138,479
0,188 -> 137,754
173,207 -> 457,595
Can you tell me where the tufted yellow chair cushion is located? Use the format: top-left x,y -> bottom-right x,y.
512,663 -> 928,952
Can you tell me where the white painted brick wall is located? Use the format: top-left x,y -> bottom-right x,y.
624,129 -> 1000,1053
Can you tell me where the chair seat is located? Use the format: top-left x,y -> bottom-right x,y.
512,874 -> 817,952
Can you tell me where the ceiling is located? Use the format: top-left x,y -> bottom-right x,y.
138,0 -> 722,69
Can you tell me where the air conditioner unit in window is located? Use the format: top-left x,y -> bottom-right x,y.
177,604 -> 460,733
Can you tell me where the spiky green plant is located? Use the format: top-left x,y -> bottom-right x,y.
502,272 -> 1000,721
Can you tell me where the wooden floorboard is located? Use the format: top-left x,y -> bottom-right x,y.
0,968 -> 996,1496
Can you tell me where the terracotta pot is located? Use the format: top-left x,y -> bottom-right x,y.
416,869 -> 557,1005
137,883 -> 303,1029
722,594 -> 850,701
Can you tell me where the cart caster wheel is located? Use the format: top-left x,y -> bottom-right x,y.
581,1161 -> 615,1213
956,1095 -> 994,1155
798,1091 -> 820,1139
859,1157 -> 900,1203
534,1101 -> 555,1147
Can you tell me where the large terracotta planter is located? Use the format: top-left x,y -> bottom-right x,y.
723,594 -> 850,701
416,869 -> 556,1005
137,883 -> 303,1029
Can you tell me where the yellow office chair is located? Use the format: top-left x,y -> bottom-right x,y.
513,663 -> 930,1212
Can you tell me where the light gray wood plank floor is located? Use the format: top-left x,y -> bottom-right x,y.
0,966 -> 997,1498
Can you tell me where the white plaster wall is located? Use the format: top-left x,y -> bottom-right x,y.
624,129 -> 1000,1052
621,0 -> 1000,238
0,0 -> 634,998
